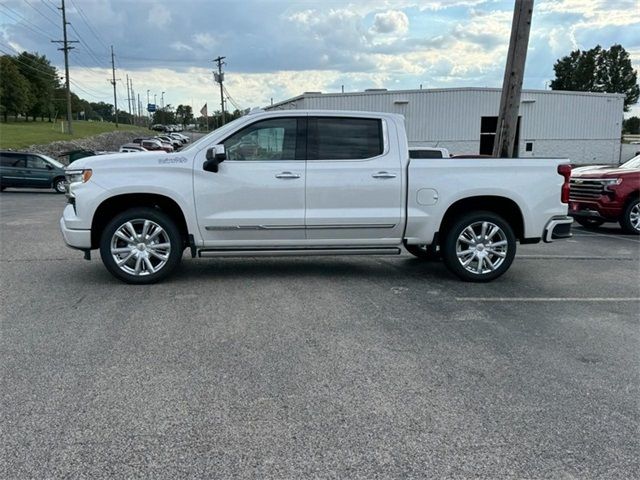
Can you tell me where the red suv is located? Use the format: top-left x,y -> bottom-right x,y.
569,155 -> 640,234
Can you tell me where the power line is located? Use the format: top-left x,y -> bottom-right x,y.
42,0 -> 60,16
68,22 -> 108,67
24,0 -> 60,29
69,0 -> 109,51
0,4 -> 58,42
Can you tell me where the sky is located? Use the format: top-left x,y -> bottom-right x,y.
1,0 -> 639,117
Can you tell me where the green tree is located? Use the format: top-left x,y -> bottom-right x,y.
89,101 -> 114,121
15,52 -> 59,121
0,56 -> 33,122
623,116 -> 640,134
175,104 -> 194,126
551,44 -> 639,111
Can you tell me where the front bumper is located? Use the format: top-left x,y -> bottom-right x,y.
569,208 -> 605,220
543,216 -> 573,243
59,216 -> 91,250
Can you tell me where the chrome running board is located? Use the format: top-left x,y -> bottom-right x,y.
198,247 -> 401,257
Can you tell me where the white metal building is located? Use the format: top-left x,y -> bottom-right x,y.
266,88 -> 625,164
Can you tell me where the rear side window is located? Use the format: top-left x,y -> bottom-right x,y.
0,153 -> 25,167
409,149 -> 444,159
308,117 -> 383,160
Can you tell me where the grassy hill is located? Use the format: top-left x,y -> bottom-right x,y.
0,121 -> 147,149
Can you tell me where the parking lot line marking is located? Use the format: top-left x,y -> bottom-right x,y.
572,230 -> 640,244
456,297 -> 640,302
517,255 -> 636,260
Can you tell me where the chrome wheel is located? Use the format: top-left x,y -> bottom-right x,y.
110,219 -> 171,276
630,203 -> 640,232
456,221 -> 508,275
54,179 -> 66,193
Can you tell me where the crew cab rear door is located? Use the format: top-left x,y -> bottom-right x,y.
193,116 -> 307,245
304,115 -> 403,243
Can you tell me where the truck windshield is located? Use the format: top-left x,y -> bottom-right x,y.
180,117 -> 247,153
620,155 -> 640,169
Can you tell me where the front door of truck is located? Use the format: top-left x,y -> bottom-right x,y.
194,116 -> 307,246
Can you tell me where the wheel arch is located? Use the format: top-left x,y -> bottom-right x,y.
91,193 -> 189,249
438,195 -> 525,242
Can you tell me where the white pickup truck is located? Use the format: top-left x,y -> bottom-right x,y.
60,110 -> 573,284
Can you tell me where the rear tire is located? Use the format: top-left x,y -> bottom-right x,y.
99,207 -> 183,284
441,211 -> 516,282
620,198 -> 640,235
403,240 -> 440,260
575,217 -> 605,229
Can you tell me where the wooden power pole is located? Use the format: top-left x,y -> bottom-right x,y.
492,0 -> 534,158
110,46 -> 119,127
213,56 -> 226,125
51,0 -> 78,134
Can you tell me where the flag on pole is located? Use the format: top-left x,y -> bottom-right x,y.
200,103 -> 208,117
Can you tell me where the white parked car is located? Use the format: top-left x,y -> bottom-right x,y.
60,110 -> 573,284
119,144 -> 148,153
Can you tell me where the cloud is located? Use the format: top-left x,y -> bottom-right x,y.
0,0 -> 636,116
370,10 -> 410,35
192,33 -> 217,50
148,4 -> 171,28
170,42 -> 193,52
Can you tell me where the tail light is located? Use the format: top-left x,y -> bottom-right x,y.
557,164 -> 571,203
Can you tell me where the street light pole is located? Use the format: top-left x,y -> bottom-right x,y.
146,89 -> 150,126
161,91 -> 165,125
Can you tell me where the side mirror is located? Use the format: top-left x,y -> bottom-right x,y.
203,145 -> 226,173
46,164 -> 53,170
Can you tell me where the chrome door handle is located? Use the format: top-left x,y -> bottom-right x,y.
372,171 -> 397,179
275,172 -> 300,179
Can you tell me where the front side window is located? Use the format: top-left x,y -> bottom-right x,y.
308,117 -> 383,160
27,156 -> 50,169
223,118 -> 299,161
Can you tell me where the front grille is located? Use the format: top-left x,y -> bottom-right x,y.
569,179 -> 606,201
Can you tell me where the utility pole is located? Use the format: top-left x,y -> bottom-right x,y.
213,56 -> 226,125
129,77 -> 136,124
137,94 -> 141,126
110,45 -> 119,127
51,0 -> 78,135
492,0 -> 534,158
126,74 -> 132,122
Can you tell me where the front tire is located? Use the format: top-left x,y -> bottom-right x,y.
99,207 -> 183,284
441,211 -> 516,282
620,199 -> 640,235
53,177 -> 66,193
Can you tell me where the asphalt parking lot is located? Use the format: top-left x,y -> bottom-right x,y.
1,191 -> 638,479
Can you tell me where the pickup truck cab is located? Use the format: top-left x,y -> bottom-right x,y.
60,110 -> 573,284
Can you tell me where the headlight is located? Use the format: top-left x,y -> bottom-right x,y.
65,168 -> 92,184
602,178 -> 622,192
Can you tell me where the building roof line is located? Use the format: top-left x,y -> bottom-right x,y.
266,87 -> 626,109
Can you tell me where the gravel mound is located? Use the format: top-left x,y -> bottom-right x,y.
25,130 -> 148,164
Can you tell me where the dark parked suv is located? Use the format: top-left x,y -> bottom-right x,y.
0,151 -> 67,193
